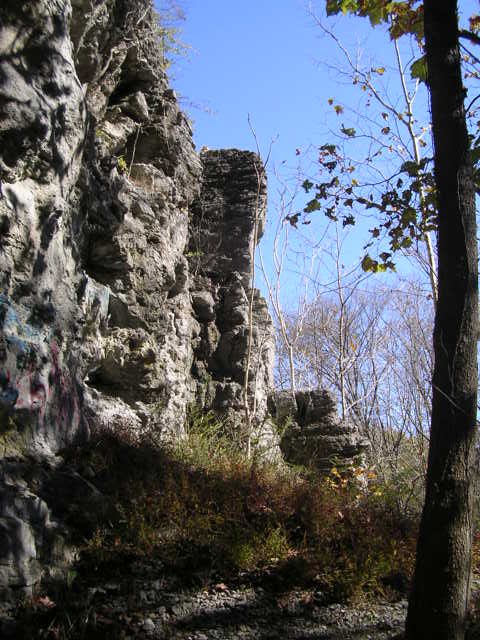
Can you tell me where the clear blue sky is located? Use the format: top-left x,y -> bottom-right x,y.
165,1 -> 390,300
158,1 -> 478,305
170,1 -> 384,159
170,1 -> 477,155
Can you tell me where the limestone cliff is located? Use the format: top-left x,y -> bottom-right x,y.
0,0 -> 367,598
0,0 -> 274,595
0,0 -> 273,454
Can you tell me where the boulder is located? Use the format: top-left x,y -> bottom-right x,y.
271,389 -> 370,472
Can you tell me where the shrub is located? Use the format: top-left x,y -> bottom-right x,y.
68,417 -> 418,603
16,414 -> 426,637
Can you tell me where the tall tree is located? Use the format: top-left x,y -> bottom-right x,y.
322,1 -> 478,637
405,1 -> 478,638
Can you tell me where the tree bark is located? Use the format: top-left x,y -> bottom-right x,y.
405,2 -> 478,639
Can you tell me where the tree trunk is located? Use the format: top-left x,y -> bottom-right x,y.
405,2 -> 478,639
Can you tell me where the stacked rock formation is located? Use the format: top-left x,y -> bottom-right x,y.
189,149 -> 274,434
271,390 -> 370,472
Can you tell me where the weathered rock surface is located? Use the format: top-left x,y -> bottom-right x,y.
189,149 -> 275,437
271,390 -> 370,472
0,0 -> 369,598
0,0 -> 276,595
0,0 -> 89,455
0,456 -> 90,597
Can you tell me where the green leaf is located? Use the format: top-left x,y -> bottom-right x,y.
302,179 -> 314,192
326,0 -> 423,41
320,144 -> 337,155
286,213 -> 300,227
469,15 -> 480,32
341,125 -> 356,137
401,208 -> 417,225
469,147 -> 480,165
361,254 -> 379,272
400,161 -> 419,177
366,4 -> 386,26
327,0 -> 359,15
410,56 -> 427,83
326,0 -> 342,16
304,199 -> 322,213
388,5 -> 424,41
342,0 -> 359,14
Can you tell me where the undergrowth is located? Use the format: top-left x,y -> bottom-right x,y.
14,410 -> 422,638
64,411 -> 418,601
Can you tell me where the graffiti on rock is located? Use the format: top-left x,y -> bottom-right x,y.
0,295 -> 82,440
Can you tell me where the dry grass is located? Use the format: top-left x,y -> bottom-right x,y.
60,412 -> 418,603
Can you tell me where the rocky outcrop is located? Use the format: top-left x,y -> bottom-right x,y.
0,0 -> 272,454
271,390 -> 370,472
0,0 -> 276,596
189,149 -> 274,434
0,456 -> 99,597
0,0 -> 368,598
0,0 -> 90,455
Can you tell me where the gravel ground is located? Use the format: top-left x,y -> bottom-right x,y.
127,582 -> 407,639
2,560 -> 408,639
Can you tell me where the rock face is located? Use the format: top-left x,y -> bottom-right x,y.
189,149 -> 274,435
0,0 -> 273,454
271,390 -> 370,472
0,456 -> 95,597
0,0 -> 274,596
0,0 -> 366,598
0,0 -> 90,455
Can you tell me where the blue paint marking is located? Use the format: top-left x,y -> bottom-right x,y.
0,367 -> 19,408
0,295 -> 52,346
0,387 -> 19,408
6,335 -> 30,355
